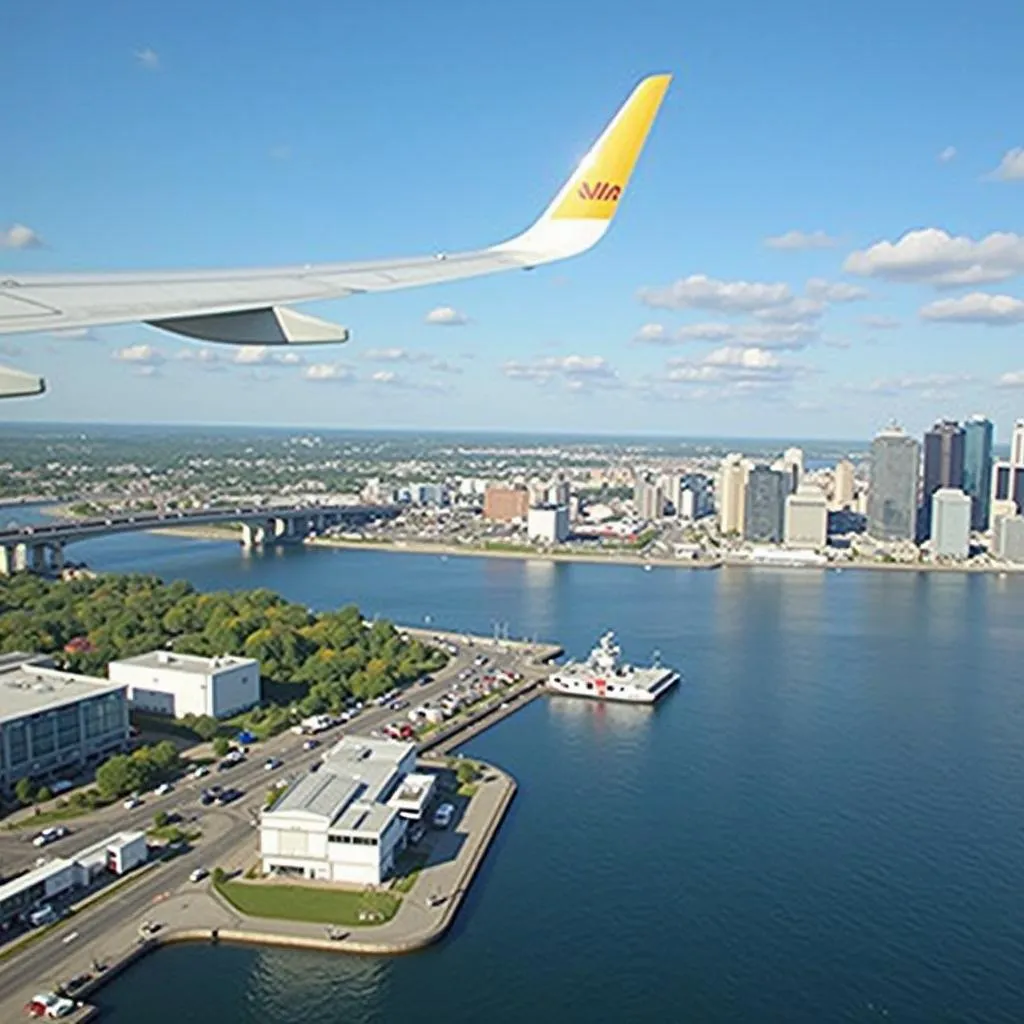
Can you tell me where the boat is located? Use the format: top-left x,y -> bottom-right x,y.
546,631 -> 679,704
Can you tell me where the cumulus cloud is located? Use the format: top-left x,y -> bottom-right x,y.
985,147 -> 1024,182
650,346 -> 808,399
228,345 -> 304,366
368,369 -> 449,393
938,145 -> 957,164
634,323 -> 668,343
135,47 -> 160,70
804,278 -> 869,302
304,363 -> 356,383
997,371 -> 1024,388
176,347 -> 222,366
764,230 -> 837,251
920,292 -> 1024,324
112,344 -> 163,365
363,347 -> 420,362
503,354 -> 620,390
424,306 -> 469,326
638,274 -> 793,313
860,313 -> 901,330
843,228 -> 1024,287
0,224 -> 43,249
634,321 -> 816,351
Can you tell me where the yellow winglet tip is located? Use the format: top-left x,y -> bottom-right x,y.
549,72 -> 672,221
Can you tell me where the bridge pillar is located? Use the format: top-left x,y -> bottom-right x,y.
29,544 -> 47,573
0,545 -> 14,576
272,517 -> 288,540
49,542 -> 65,575
13,543 -> 29,573
240,523 -> 266,550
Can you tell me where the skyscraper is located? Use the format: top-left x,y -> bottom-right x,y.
962,415 -> 994,531
1012,419 -> 1024,466
744,465 -> 787,543
867,426 -> 920,541
717,454 -> 748,536
930,488 -> 971,559
920,419 -> 965,539
782,447 -> 804,492
634,474 -> 664,521
832,458 -> 855,509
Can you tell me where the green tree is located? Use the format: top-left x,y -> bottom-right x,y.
212,736 -> 231,758
150,740 -> 179,774
154,810 -> 169,828
36,785 -> 53,803
192,715 -> 219,741
96,755 -> 138,798
456,761 -> 480,787
14,776 -> 35,807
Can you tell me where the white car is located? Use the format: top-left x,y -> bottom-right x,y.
154,782 -> 173,796
191,765 -> 209,779
432,802 -> 455,829
123,796 -> 142,810
189,867 -> 209,883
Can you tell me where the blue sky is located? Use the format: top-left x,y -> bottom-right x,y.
2,0 -> 1024,441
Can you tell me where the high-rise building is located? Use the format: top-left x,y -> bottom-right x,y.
1012,419 -> 1024,466
547,478 -> 571,507
930,488 -> 971,559
920,419 -> 965,539
867,426 -> 920,541
744,465 -> 787,543
717,454 -> 748,536
483,485 -> 530,522
527,505 -> 570,543
782,447 -> 804,492
832,458 -> 855,509
990,462 -> 1024,517
678,473 -> 712,521
993,515 -> 1024,562
634,474 -> 665,521
784,484 -> 828,549
962,415 -> 994,531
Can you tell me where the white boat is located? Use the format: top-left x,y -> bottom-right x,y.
546,631 -> 679,704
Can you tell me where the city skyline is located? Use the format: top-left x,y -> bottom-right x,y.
3,1 -> 1024,436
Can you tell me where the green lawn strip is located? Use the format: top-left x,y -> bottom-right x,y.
147,824 -> 201,843
216,879 -> 400,926
4,797 -> 116,831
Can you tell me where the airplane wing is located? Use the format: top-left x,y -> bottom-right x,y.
0,74 -> 671,353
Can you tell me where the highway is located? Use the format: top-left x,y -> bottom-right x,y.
0,633 -> 551,1003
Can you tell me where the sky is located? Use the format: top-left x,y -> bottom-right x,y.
2,0 -> 1024,442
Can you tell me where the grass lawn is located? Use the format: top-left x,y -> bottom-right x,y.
5,796 -> 115,830
216,879 -> 400,926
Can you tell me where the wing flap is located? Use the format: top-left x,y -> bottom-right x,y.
151,306 -> 349,345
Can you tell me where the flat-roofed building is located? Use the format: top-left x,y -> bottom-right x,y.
0,654 -> 129,794
260,735 -> 430,886
483,485 -> 530,522
108,650 -> 259,720
784,484 -> 828,549
930,488 -> 971,559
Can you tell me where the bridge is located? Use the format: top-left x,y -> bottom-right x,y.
0,503 -> 400,575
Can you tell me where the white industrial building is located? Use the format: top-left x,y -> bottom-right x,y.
930,488 -> 971,559
527,504 -> 570,543
0,654 -> 129,795
260,735 -> 435,886
0,830 -> 146,927
108,650 -> 260,720
784,484 -> 828,549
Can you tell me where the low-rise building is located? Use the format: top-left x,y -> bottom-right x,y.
260,736 -> 433,886
784,484 -> 828,549
483,485 -> 530,522
930,488 -> 971,559
0,654 -> 129,794
107,650 -> 260,720
993,514 -> 1024,563
527,505 -> 570,543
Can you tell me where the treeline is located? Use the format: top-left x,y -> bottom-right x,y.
0,574 -> 446,715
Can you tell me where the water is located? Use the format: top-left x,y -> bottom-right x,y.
15,512 -> 1024,1022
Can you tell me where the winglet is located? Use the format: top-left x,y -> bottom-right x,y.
496,74 -> 672,261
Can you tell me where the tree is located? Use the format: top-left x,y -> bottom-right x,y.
14,777 -> 35,807
212,736 -> 231,758
96,754 -> 140,798
36,785 -> 52,804
192,715 -> 219,741
153,810 -> 169,828
150,740 -> 179,774
456,761 -> 480,787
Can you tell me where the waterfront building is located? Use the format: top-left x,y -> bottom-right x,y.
1012,419 -> 1024,466
108,650 -> 260,720
990,462 -> 1024,518
784,484 -> 828,549
259,736 -> 434,885
634,474 -> 665,521
717,454 -> 749,536
832,459 -> 855,509
962,415 -> 994,531
867,425 -> 920,542
483,485 -> 530,522
930,488 -> 971,559
744,465 -> 787,543
678,473 -> 712,521
527,505 -> 570,543
993,515 -> 1024,562
781,447 -> 804,492
920,419 -> 965,540
0,654 -> 129,794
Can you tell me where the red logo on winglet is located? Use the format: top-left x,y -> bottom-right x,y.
577,181 -> 622,202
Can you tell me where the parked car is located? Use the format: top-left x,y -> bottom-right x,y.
432,802 -> 455,829
123,796 -> 142,810
302,739 -> 320,751
188,867 -> 209,883
154,782 -> 173,796
264,757 -> 282,771
191,765 -> 209,779
32,827 -> 69,848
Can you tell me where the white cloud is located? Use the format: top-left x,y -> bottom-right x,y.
638,274 -> 792,313
304,363 -> 356,383
176,348 -> 224,372
112,344 -> 163,365
425,306 -> 469,326
135,48 -> 160,70
860,314 -> 901,330
371,370 -> 397,384
764,230 -> 837,251
658,346 -> 808,393
985,147 -> 1024,182
363,347 -> 419,362
0,224 -> 43,249
633,323 -> 668,343
233,346 -> 269,364
849,372 -> 973,397
429,358 -> 462,374
920,291 -> 1024,325
751,297 -> 825,324
228,345 -> 304,366
938,146 -> 957,164
843,228 -> 1024,287
641,321 -> 817,350
997,371 -> 1024,388
368,369 -> 449,393
804,278 -> 869,302
502,354 -> 620,390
